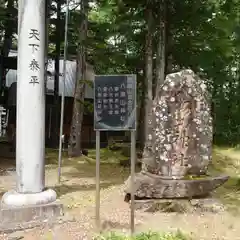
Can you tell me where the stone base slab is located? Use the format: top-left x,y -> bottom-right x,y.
133,198 -> 225,213
124,171 -> 229,200
0,200 -> 63,232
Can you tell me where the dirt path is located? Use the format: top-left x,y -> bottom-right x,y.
2,184 -> 240,240
0,156 -> 240,240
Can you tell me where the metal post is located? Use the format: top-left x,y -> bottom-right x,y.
130,130 -> 136,235
95,130 -> 101,231
58,0 -> 70,184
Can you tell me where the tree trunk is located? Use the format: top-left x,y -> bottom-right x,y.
142,1 -> 153,148
68,0 -> 88,157
154,0 -> 166,97
138,78 -> 145,149
164,0 -> 171,75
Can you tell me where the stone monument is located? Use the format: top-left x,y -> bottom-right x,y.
124,69 -> 228,200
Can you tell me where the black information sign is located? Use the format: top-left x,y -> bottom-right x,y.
94,75 -> 136,131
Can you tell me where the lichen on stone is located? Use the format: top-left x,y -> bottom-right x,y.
142,69 -> 212,177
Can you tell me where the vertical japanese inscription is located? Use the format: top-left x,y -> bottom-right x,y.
28,29 -> 40,85
108,87 -> 113,115
127,78 -> 134,114
96,87 -> 103,117
114,86 -> 119,115
29,29 -> 40,40
119,83 -> 127,122
94,75 -> 136,130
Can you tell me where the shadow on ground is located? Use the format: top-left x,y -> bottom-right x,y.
101,220 -> 134,231
0,143 -> 15,170
53,181 -> 122,197
62,161 -> 130,181
42,148 -> 133,204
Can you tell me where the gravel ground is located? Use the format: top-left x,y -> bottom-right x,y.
1,185 -> 240,240
0,159 -> 240,240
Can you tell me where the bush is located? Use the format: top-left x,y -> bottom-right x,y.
94,231 -> 191,240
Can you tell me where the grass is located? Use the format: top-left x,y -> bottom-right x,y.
211,147 -> 240,213
43,147 -> 132,210
1,144 -> 240,239
44,145 -> 240,214
0,145 -> 132,209
1,142 -> 240,213
45,147 -> 129,165
94,231 -> 191,240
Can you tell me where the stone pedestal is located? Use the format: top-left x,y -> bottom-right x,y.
0,190 -> 63,231
133,198 -> 225,213
124,172 -> 229,200
0,190 -> 63,232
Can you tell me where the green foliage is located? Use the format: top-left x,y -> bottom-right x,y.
0,0 -> 240,146
88,0 -> 240,146
94,231 -> 191,240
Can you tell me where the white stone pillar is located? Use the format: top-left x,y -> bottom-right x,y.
1,0 -> 57,207
16,0 -> 46,193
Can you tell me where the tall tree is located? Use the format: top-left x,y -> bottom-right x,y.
155,0 -> 166,95
143,0 -> 153,147
68,0 -> 88,157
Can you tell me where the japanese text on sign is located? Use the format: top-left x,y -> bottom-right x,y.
94,75 -> 136,131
